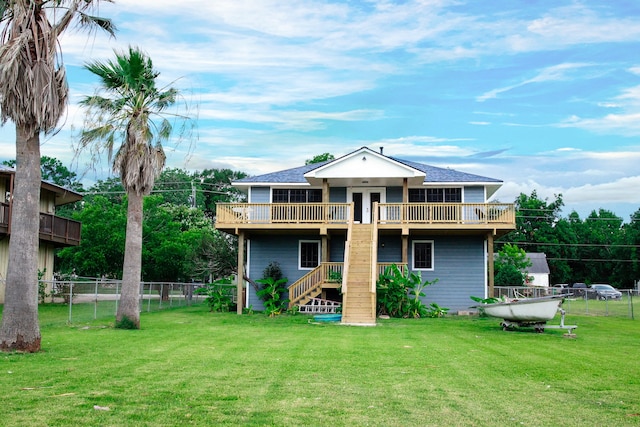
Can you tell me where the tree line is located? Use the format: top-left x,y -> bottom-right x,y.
497,191 -> 640,288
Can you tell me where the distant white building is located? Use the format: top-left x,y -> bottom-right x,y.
525,252 -> 550,287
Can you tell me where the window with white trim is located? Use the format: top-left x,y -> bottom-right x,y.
299,240 -> 320,270
412,240 -> 434,270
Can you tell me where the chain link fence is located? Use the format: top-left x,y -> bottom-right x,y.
493,286 -> 637,319
39,278 -> 207,323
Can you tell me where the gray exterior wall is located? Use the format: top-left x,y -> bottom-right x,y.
377,235 -> 402,263
250,186 -> 270,203
408,235 -> 485,311
464,186 -> 485,203
247,235 -> 321,310
386,187 -> 403,203
329,187 -> 346,202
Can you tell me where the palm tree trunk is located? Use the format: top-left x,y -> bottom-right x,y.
117,191 -> 144,328
0,125 -> 42,352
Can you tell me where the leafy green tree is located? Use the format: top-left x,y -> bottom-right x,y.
57,195 -> 127,278
154,168 -> 204,208
494,243 -> 532,286
305,153 -> 335,165
0,0 -> 114,352
186,228 -> 237,280
78,47 -> 193,329
57,194 -> 232,284
199,168 -> 247,216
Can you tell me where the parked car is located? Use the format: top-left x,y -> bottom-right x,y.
570,282 -> 589,297
589,284 -> 622,300
552,284 -> 570,295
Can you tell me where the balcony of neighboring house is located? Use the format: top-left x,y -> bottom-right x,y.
0,201 -> 81,246
215,202 -> 516,235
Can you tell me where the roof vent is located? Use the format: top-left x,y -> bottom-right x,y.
379,146 -> 384,154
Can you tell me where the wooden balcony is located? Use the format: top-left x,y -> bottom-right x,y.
0,202 -> 81,246
216,202 -> 515,234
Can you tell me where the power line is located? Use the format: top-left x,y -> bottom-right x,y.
547,258 -> 639,263
497,241 -> 640,249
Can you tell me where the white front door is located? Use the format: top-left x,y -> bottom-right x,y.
349,188 -> 385,224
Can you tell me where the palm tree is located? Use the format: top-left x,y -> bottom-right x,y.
79,46 -> 191,328
0,1 -> 114,352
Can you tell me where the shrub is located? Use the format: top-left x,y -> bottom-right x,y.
262,261 -> 283,282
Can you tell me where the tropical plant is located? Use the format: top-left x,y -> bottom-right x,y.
256,277 -> 289,317
376,264 -> 440,318
195,277 -> 235,312
0,0 -> 114,352
425,302 -> 449,318
77,46 -> 194,329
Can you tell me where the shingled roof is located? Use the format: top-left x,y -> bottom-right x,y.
234,148 -> 501,185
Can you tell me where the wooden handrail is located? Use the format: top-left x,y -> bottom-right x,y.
288,262 -> 344,307
371,203 -> 379,293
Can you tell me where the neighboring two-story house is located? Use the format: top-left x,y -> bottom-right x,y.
215,147 -> 515,324
0,165 -> 82,303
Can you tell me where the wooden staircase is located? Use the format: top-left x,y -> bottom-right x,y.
341,223 -> 377,325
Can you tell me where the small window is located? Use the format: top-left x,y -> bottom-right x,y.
299,240 -> 320,269
412,240 -> 434,270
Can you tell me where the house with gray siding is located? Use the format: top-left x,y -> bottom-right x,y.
215,147 -> 515,324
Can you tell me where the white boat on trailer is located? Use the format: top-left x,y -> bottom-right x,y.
472,295 -> 578,336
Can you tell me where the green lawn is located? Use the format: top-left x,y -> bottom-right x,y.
1,305 -> 639,426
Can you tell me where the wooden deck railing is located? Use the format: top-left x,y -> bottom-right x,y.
378,203 -> 514,224
39,212 -> 82,245
1,202 -> 82,246
377,263 -> 408,276
216,202 -> 514,226
217,203 -> 351,224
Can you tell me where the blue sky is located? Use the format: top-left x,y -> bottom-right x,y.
1,1 -> 640,220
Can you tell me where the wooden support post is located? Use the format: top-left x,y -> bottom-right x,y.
237,231 -> 245,315
402,178 -> 408,203
322,178 -> 329,202
321,236 -> 329,263
402,235 -> 408,265
487,233 -> 494,299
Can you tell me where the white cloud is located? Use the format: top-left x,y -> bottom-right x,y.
477,63 -> 591,102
